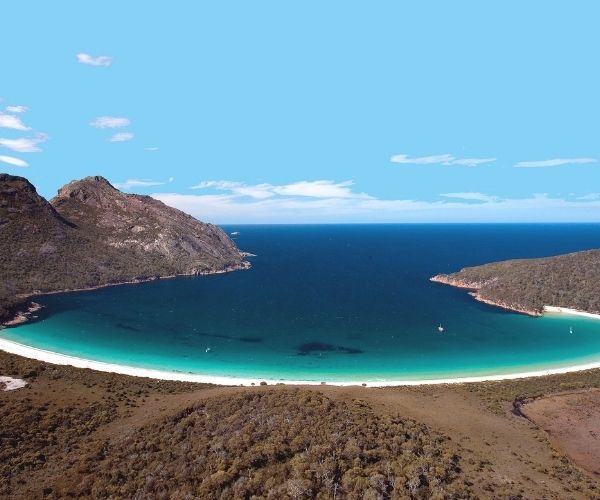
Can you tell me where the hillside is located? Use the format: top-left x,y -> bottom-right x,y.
0,174 -> 249,321
431,249 -> 600,315
1,350 -> 599,498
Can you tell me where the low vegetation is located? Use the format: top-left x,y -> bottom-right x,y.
76,390 -> 462,499
465,367 -> 600,414
2,350 -> 600,498
434,249 -> 600,314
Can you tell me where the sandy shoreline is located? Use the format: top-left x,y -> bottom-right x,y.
431,275 -> 600,319
543,306 -> 600,320
2,337 -> 600,388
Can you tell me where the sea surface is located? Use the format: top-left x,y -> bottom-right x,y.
3,224 -> 600,383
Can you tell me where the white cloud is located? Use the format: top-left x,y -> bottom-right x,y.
113,179 -> 166,190
390,153 -> 495,167
0,134 -> 47,153
108,132 -> 134,142
0,155 -> 28,167
0,112 -> 31,131
153,190 -> 600,224
515,158 -> 597,168
89,116 -> 130,129
145,147 -> 159,151
441,192 -> 499,203
577,193 -> 600,200
391,154 -> 454,165
168,177 -> 174,183
76,53 -> 112,66
272,180 -> 371,199
5,105 -> 28,113
449,158 -> 497,167
192,180 -> 274,199
191,180 -> 371,200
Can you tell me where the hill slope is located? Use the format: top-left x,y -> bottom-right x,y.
431,250 -> 600,315
0,174 -> 248,321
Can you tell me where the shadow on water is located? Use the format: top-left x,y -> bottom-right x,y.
296,342 -> 364,356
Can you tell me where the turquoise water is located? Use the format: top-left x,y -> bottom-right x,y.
3,224 -> 600,382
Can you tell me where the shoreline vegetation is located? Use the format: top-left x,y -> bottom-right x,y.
430,275 -> 600,319
431,249 -> 600,318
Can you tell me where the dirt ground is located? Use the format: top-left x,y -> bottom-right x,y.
1,350 -> 600,498
523,388 -> 600,478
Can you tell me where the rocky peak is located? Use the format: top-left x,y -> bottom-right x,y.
54,175 -> 117,203
0,173 -> 62,221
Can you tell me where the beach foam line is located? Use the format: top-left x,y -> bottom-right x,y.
543,306 -> 600,321
2,337 -> 600,387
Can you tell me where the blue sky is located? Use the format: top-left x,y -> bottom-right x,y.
1,1 -> 599,223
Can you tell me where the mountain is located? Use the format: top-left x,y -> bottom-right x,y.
0,174 -> 249,321
431,250 -> 600,316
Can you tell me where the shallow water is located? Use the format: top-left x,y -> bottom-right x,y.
3,224 -> 600,382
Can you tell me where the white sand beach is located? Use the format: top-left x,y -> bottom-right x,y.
2,337 -> 600,388
543,306 -> 600,320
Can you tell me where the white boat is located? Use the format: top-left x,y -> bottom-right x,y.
569,327 -> 573,334
438,324 -> 444,333
206,347 -> 211,353
230,231 -> 240,236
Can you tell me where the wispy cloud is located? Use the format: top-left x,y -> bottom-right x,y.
191,180 -> 371,200
440,192 -> 499,203
89,116 -> 130,129
0,155 -> 28,167
391,154 -> 454,165
0,112 -> 31,131
390,153 -> 496,167
273,180 -> 371,199
0,134 -> 47,153
515,158 -> 597,168
114,178 -> 166,190
145,147 -> 159,151
5,105 -> 27,114
577,193 -> 600,200
192,181 -> 276,199
153,189 -> 600,224
76,53 -> 112,67
108,132 -> 134,142
449,158 -> 497,167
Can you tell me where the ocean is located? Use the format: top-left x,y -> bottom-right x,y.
3,224 -> 600,383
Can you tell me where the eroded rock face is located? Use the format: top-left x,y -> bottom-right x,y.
51,176 -> 244,274
0,174 -> 249,320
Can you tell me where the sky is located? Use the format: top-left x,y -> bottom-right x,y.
1,1 -> 600,223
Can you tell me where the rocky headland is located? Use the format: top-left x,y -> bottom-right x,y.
0,174 -> 250,324
431,249 -> 600,316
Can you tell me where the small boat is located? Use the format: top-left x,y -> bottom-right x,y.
438,324 -> 444,333
230,231 -> 240,236
206,347 -> 211,353
569,327 -> 573,334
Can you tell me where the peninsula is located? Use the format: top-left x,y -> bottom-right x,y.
431,249 -> 600,317
0,174 -> 250,324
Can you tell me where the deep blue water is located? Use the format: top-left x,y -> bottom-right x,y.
3,224 -> 600,382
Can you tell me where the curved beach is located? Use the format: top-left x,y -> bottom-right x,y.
3,324 -> 600,387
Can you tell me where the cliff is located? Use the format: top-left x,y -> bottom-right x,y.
0,174 -> 249,322
431,249 -> 600,316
